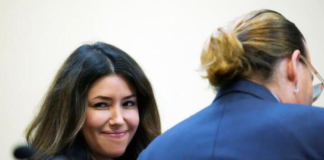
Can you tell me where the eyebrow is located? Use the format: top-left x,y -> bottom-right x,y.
123,94 -> 136,100
92,94 -> 136,100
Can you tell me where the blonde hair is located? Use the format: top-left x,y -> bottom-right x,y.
201,9 -> 306,88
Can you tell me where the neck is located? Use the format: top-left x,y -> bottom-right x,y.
89,153 -> 113,160
249,78 -> 294,104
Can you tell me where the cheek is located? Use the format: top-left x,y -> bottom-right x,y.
83,109 -> 109,131
306,72 -> 313,93
124,109 -> 140,131
300,70 -> 313,103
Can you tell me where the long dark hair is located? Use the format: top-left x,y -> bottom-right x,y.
26,42 -> 161,159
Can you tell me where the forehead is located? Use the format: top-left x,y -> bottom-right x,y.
87,75 -> 134,98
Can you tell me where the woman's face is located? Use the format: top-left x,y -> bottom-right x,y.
82,75 -> 139,159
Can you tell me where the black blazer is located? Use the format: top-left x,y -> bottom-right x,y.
59,135 -> 91,160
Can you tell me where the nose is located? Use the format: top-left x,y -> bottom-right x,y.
109,105 -> 125,126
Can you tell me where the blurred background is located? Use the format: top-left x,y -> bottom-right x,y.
1,0 -> 323,159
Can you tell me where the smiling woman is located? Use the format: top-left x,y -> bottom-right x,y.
25,42 -> 161,160
83,75 -> 140,159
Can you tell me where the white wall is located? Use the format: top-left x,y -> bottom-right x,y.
1,0 -> 324,159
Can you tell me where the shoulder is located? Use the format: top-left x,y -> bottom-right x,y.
255,101 -> 324,125
60,143 -> 90,160
139,99 -> 324,159
220,100 -> 324,158
226,98 -> 324,133
139,104 -> 222,159
267,103 -> 324,136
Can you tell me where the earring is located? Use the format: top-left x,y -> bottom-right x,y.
294,83 -> 299,94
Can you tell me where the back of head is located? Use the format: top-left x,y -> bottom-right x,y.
201,9 -> 307,89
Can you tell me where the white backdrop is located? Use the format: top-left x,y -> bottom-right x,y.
1,0 -> 324,159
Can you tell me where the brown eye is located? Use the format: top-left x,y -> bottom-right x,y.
123,101 -> 136,107
94,102 -> 108,108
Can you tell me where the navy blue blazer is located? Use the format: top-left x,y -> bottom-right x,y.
138,80 -> 324,160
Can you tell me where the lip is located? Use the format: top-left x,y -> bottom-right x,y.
101,131 -> 128,138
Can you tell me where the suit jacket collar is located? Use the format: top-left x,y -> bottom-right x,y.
215,79 -> 279,103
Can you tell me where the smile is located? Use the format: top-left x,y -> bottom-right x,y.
101,131 -> 128,139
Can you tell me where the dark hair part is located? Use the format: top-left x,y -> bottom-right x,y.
201,9 -> 307,88
26,42 -> 161,159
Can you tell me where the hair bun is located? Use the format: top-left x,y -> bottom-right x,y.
201,27 -> 246,88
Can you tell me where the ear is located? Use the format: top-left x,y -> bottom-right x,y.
286,50 -> 301,84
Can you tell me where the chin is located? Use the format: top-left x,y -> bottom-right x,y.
105,148 -> 127,158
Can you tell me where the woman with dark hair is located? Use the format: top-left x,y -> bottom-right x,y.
138,9 -> 324,159
26,42 -> 161,160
